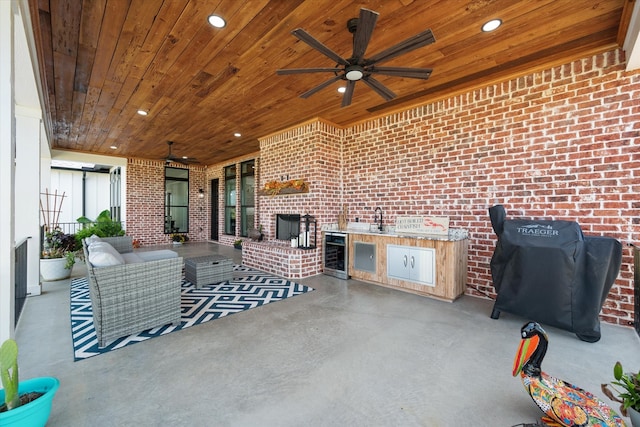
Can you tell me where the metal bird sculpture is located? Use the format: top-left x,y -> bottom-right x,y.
513,322 -> 626,426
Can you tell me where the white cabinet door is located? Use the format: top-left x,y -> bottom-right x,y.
387,245 -> 435,286
410,247 -> 435,286
387,245 -> 410,278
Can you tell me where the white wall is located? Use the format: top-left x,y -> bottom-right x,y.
0,0 -> 16,343
50,150 -> 128,225
48,169 -> 111,225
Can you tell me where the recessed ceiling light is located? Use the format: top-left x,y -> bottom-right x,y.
110,146 -> 117,150
207,14 -> 226,28
137,110 -> 148,116
234,132 -> 242,137
482,19 -> 502,32
337,86 -> 346,93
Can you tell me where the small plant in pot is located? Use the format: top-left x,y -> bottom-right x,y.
40,228 -> 79,281
601,361 -> 640,425
0,338 -> 60,426
171,233 -> 189,244
233,239 -> 243,249
42,228 -> 78,268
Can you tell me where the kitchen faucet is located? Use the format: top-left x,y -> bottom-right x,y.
374,207 -> 383,232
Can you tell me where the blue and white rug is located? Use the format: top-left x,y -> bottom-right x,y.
70,265 -> 313,361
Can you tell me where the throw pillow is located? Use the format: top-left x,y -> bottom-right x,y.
85,234 -> 102,245
88,241 -> 125,267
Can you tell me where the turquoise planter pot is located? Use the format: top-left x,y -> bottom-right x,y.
0,377 -> 59,427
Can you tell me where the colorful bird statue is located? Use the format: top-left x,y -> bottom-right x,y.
513,322 -> 627,427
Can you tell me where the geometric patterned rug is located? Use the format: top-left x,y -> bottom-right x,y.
70,265 -> 313,361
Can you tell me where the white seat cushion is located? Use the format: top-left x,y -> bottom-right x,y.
136,250 -> 179,262
88,241 -> 125,267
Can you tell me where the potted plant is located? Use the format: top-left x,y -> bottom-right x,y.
233,239 -> 243,250
75,209 -> 125,245
0,338 -> 60,426
171,233 -> 188,244
40,227 -> 78,281
601,361 -> 640,426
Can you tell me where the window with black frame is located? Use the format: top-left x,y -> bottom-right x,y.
165,167 -> 189,234
240,160 -> 255,237
224,165 -> 236,235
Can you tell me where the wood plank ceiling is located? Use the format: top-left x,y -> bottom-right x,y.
29,0 -> 633,166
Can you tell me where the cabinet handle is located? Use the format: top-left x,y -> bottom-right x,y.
403,254 -> 407,267
411,256 -> 415,268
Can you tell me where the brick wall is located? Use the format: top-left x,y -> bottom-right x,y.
128,49 -> 638,326
126,158 -> 208,245
258,119 -> 343,242
338,49 -> 638,327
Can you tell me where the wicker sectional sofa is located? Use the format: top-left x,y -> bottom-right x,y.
82,236 -> 183,347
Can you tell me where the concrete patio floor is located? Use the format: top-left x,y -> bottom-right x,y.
14,242 -> 640,426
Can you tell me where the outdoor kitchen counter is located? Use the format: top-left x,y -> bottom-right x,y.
345,229 -> 469,302
342,227 -> 469,241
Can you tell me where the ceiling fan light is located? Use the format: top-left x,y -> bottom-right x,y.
337,86 -> 346,93
207,14 -> 226,28
482,19 -> 502,32
345,69 -> 363,81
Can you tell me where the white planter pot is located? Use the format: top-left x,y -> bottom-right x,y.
40,257 -> 71,281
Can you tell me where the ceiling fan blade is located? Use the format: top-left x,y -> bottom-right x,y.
352,8 -> 379,60
341,80 -> 356,108
276,67 -> 341,75
361,76 -> 396,101
299,74 -> 344,99
291,29 -> 349,66
368,66 -> 433,80
366,29 -> 435,66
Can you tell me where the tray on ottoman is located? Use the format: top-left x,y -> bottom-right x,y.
185,255 -> 234,289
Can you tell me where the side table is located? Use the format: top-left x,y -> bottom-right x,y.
185,255 -> 234,289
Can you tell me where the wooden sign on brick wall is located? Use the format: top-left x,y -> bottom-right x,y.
395,216 -> 450,235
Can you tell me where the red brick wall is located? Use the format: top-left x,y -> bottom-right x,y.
339,49 -> 638,327
126,158 -> 208,245
258,119 -> 343,242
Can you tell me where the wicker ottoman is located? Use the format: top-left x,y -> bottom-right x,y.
184,255 -> 234,289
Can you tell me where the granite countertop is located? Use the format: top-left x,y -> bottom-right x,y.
323,224 -> 469,242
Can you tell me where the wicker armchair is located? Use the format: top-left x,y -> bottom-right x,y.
82,237 -> 183,347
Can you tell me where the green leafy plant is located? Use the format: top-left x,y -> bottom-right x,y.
233,239 -> 243,248
601,361 -> 640,416
41,228 -> 78,269
75,210 -> 125,244
0,339 -> 19,411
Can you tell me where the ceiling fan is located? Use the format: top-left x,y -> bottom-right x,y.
162,141 -> 198,165
276,8 -> 435,107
